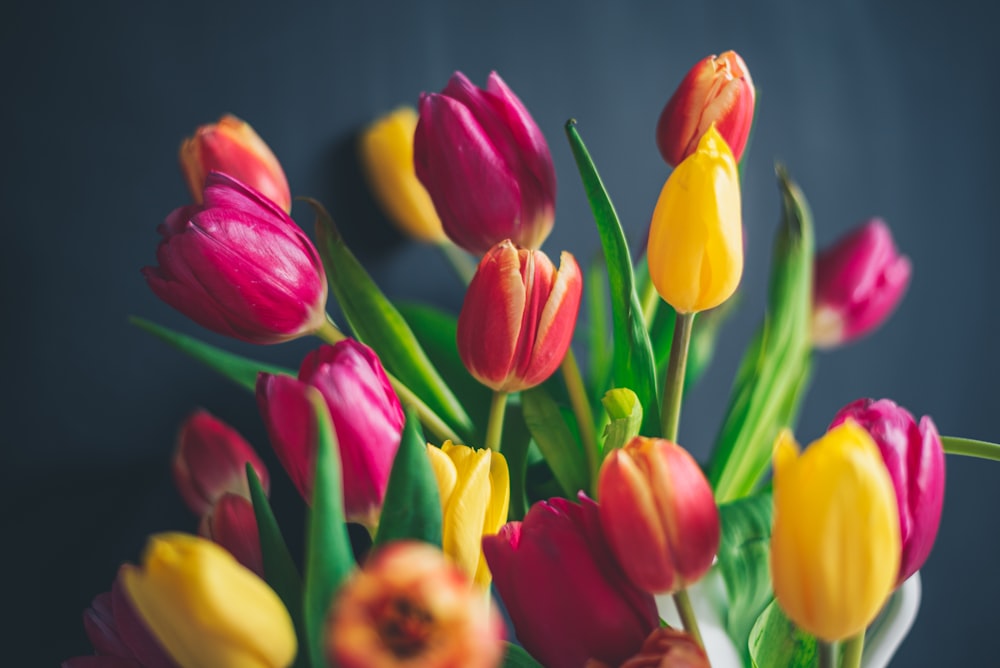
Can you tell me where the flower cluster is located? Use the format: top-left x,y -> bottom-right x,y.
66,50 -> 985,668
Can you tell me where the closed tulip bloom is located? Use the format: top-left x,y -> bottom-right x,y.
425,441 -> 510,587
326,541 -> 505,668
198,493 -> 264,578
597,437 -> 720,595
121,533 -> 296,668
830,398 -> 944,584
143,172 -> 328,344
414,71 -> 556,254
771,422 -> 901,641
257,340 -> 404,528
180,114 -> 291,213
172,409 -> 269,517
457,240 -> 582,393
812,218 -> 912,349
483,495 -> 659,668
647,126 -> 743,314
360,107 -> 446,243
656,51 -> 755,167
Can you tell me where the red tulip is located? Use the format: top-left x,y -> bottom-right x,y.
415,71 -> 556,255
483,495 -> 659,668
143,172 -> 328,344
656,51 -> 755,167
830,398 -> 944,583
457,240 -> 582,393
199,492 -> 264,578
585,627 -> 710,668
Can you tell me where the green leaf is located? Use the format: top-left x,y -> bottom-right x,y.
521,385 -> 589,497
584,255 -> 612,406
748,600 -> 818,668
565,120 -> 660,436
302,388 -> 355,668
130,316 -> 293,391
500,401 -> 533,521
601,388 -> 642,451
941,436 -> 1000,461
309,200 -> 473,440
716,493 -> 775,666
502,643 -> 544,668
373,408 -> 443,549
247,466 -> 310,668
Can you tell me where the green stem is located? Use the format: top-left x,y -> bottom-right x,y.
438,241 -> 477,285
316,316 -> 346,345
485,391 -> 509,452
660,312 -> 695,441
671,589 -> 705,650
841,631 -> 864,668
941,436 -> 1000,461
560,349 -> 600,494
817,640 -> 837,668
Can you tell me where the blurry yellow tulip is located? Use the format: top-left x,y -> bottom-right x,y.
426,441 -> 510,587
647,124 -> 743,313
121,532 -> 296,668
360,106 -> 446,243
770,422 -> 901,642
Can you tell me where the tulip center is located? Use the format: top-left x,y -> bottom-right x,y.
376,595 -> 436,658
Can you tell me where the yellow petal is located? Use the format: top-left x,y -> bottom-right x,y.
427,442 -> 458,508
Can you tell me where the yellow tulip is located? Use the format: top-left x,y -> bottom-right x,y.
360,106 -> 446,243
121,532 -> 296,668
770,422 -> 901,642
426,441 -> 510,587
646,124 -> 743,313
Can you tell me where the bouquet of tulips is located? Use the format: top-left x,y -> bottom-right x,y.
65,51 -> 1000,668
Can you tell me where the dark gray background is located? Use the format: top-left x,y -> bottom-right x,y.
4,1 -> 998,665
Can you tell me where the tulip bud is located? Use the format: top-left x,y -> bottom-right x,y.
121,533 -> 296,668
483,495 -> 659,668
199,493 -> 264,578
656,51 -> 755,167
172,409 -> 269,517
143,172 -> 328,344
597,437 -> 720,595
180,114 -> 291,212
360,107 -> 446,244
830,398 -> 944,584
414,71 -> 556,255
425,441 -> 510,587
585,627 -> 710,668
771,422 -> 901,641
647,126 -> 743,314
257,340 -> 404,528
457,240 -> 582,393
326,541 -> 505,668
812,218 -> 911,349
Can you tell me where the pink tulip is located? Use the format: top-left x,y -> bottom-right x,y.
414,71 -> 556,255
171,409 -> 269,517
257,340 -> 404,528
483,495 -> 659,668
199,492 -> 265,578
143,172 -> 328,344
830,398 -> 945,583
812,219 -> 911,349
457,240 -> 582,393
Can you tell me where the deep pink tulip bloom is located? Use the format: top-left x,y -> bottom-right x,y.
257,340 -> 404,528
812,218 -> 911,349
414,71 -> 556,255
830,398 -> 945,584
171,409 -> 269,517
483,495 -> 659,668
143,172 -> 328,344
198,492 -> 264,577
457,240 -> 582,393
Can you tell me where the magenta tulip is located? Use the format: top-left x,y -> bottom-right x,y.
483,495 -> 659,668
257,340 -> 404,528
812,218 -> 911,349
829,398 -> 944,583
199,493 -> 264,578
143,172 -> 328,344
414,71 -> 556,255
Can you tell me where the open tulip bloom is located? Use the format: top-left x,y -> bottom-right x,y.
69,55 -> 1000,668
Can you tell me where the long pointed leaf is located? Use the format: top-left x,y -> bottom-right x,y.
521,385 -> 589,497
748,600 -> 817,668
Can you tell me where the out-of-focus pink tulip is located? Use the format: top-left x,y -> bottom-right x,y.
171,409 -> 269,517
199,493 -> 264,578
812,218 -> 911,349
180,114 -> 292,213
143,172 -> 328,345
656,51 -> 755,167
457,240 -> 582,393
414,71 -> 556,255
483,495 -> 659,668
257,340 -> 404,529
830,398 -> 944,583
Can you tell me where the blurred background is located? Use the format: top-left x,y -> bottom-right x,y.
4,1 -> 998,665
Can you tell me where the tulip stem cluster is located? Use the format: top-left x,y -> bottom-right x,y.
660,312 -> 695,441
485,391 -> 509,453
560,348 -> 600,491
